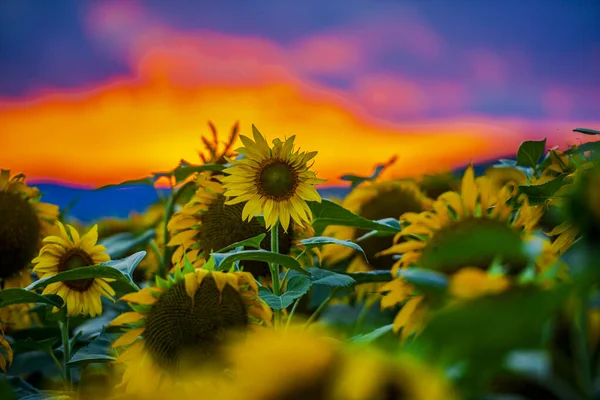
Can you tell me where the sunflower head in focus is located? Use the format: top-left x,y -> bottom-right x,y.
222,125 -> 326,232
109,265 -> 272,395
322,179 -> 433,301
32,222 -> 115,317
0,170 -> 59,287
378,166 -> 554,336
168,173 -> 296,278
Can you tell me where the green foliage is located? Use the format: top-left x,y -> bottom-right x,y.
573,127 -> 600,135
25,252 -> 146,294
0,290 -> 63,308
297,236 -> 367,260
340,155 -> 397,189
348,324 -> 394,345
258,276 -> 312,310
212,249 -> 309,275
100,230 -> 155,259
516,138 -> 547,169
517,174 -> 569,205
68,331 -> 117,366
214,233 -> 266,253
309,199 -> 401,235
286,267 -> 356,288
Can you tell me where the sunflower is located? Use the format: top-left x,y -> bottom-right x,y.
0,326 -> 13,374
378,166 -> 553,336
108,265 -> 272,395
222,125 -> 326,232
225,328 -> 340,400
32,222 -> 115,317
332,348 -> 458,400
321,179 -> 433,301
168,173 -> 296,278
0,170 -> 59,288
485,166 -> 527,193
418,171 -> 460,200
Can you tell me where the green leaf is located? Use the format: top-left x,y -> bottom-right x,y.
573,127 -> 600,135
10,337 -> 59,354
398,268 -> 448,294
258,276 -> 312,310
0,289 -> 63,308
212,250 -> 309,275
171,163 -> 224,184
516,138 -> 547,168
348,324 -> 394,344
215,233 -> 266,253
345,270 -> 394,285
298,236 -> 367,260
286,268 -> 356,288
419,285 -> 570,363
309,199 -> 401,236
340,155 -> 397,189
564,141 -> 600,155
355,218 -> 402,241
0,379 -> 18,400
68,331 -> 118,366
25,252 -> 145,293
517,174 -> 568,206
100,230 -> 155,259
96,176 -> 157,190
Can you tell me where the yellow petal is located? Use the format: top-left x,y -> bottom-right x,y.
108,312 -> 146,327
119,289 -> 158,305
111,328 -> 145,348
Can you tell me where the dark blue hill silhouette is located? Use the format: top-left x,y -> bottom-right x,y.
33,157 -> 509,223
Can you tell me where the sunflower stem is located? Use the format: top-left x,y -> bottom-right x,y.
352,300 -> 373,335
49,350 -> 67,386
303,288 -> 338,330
270,220 -> 282,327
285,298 -> 302,330
59,318 -> 72,390
575,293 -> 593,397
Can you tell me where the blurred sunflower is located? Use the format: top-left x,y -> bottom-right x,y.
332,348 -> 458,400
198,120 -> 239,165
321,180 -> 433,301
0,170 -> 59,332
32,222 -> 115,317
109,266 -> 271,395
222,125 -> 326,232
225,328 -> 340,400
418,171 -> 460,199
0,170 -> 59,288
485,166 -> 527,193
378,166 -> 553,336
168,173 -> 298,278
0,326 -> 13,374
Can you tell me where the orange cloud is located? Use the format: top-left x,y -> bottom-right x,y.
0,4 -> 597,188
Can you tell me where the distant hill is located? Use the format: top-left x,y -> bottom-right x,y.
33,157 -> 510,223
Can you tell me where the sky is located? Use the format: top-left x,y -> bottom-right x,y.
1,0 -> 599,187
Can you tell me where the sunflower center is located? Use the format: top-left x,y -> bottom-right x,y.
357,187 -> 425,270
58,249 -> 95,292
144,278 -> 248,372
197,196 -> 292,278
419,218 -> 528,275
0,192 -> 41,279
258,160 -> 298,199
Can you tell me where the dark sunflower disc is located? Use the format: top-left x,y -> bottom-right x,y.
144,278 -> 248,372
0,192 -> 41,279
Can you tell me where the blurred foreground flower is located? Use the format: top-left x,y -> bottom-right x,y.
109,266 -> 271,395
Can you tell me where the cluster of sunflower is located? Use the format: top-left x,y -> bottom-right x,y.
1,126 -> 600,400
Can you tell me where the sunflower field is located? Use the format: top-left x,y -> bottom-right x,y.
1,124 -> 600,400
